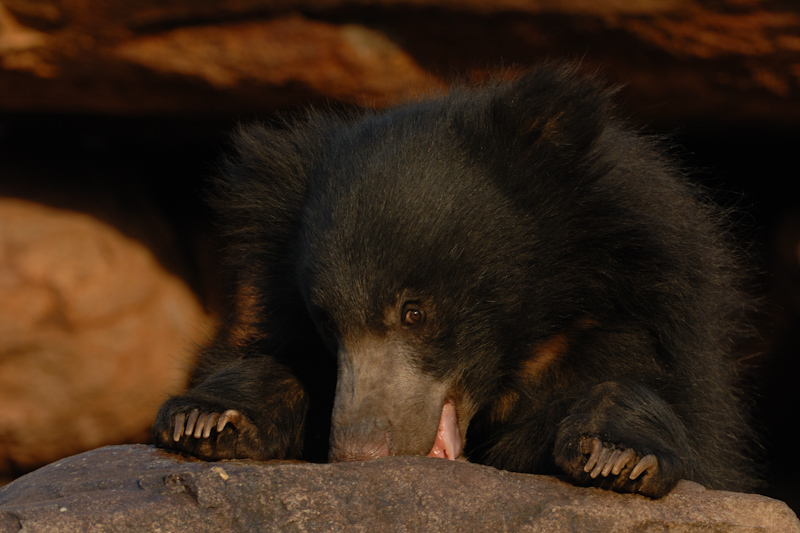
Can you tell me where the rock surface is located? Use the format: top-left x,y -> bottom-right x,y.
0,445 -> 797,532
0,199 -> 213,478
1,0 -> 799,126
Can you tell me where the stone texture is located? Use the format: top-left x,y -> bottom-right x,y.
0,445 -> 797,532
1,0 -> 799,126
112,16 -> 443,107
0,199 -> 213,477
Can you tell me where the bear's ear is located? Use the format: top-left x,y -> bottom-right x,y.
479,64 -> 616,194
492,64 -> 612,149
210,120 -> 322,266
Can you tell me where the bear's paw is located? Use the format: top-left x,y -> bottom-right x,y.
556,436 -> 674,498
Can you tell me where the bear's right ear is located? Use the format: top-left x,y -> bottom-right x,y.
480,64 -> 616,194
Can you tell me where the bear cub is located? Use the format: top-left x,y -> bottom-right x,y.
153,64 -> 758,498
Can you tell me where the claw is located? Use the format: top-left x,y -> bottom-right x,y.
185,409 -> 200,436
601,449 -> 622,477
612,448 -> 636,475
204,413 -> 220,438
589,446 -> 613,478
193,413 -> 209,438
173,412 -> 186,442
217,409 -> 243,433
630,454 -> 658,480
582,438 -> 603,472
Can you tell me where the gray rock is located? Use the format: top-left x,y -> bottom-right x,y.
0,445 -> 797,532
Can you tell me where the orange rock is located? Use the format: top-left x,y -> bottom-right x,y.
0,198 -> 213,475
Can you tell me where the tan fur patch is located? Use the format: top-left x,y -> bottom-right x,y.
521,333 -> 569,380
489,390 -> 520,424
489,318 -> 597,425
523,112 -> 565,145
539,113 -> 565,145
521,317 -> 598,380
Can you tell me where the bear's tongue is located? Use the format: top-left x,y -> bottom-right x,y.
426,399 -> 461,460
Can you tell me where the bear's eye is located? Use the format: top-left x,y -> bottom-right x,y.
402,305 -> 425,327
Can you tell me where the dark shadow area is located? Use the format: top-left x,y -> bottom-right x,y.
675,126 -> 800,512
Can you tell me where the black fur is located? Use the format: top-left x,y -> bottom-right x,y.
153,64 -> 758,498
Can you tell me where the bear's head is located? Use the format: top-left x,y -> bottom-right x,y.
291,67 -> 611,462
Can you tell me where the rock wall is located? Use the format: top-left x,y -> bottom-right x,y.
1,0 -> 799,126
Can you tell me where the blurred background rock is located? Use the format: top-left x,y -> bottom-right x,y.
0,0 -> 797,511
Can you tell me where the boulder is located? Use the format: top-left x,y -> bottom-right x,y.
0,445 -> 797,532
0,199 -> 213,478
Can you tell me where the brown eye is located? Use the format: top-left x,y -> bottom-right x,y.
403,306 -> 425,326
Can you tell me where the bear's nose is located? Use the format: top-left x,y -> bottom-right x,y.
328,419 -> 391,462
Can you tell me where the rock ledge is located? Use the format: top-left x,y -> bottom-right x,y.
0,445 -> 797,532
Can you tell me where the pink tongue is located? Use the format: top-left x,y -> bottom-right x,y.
426,400 -> 461,460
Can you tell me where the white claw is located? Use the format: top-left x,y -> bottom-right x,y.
589,447 -> 612,479
193,413 -> 209,438
602,449 -> 622,477
185,409 -> 200,436
216,409 -> 242,433
204,413 -> 221,438
173,413 -> 186,442
630,454 -> 658,480
583,438 -> 603,473
612,448 -> 636,476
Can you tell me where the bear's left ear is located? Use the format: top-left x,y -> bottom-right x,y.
476,64 -> 616,193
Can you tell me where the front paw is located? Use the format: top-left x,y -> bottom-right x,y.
555,436 -> 675,498
153,399 -> 264,461
171,408 -> 247,442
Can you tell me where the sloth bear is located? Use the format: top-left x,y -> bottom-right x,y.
153,64 -> 758,498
